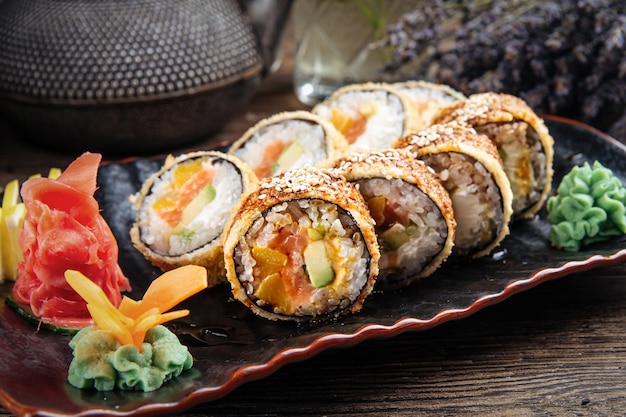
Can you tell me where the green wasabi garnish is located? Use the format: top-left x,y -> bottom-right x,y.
547,161 -> 626,251
67,325 -> 193,392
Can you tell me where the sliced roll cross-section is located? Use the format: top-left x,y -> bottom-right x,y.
333,149 -> 456,288
392,80 -> 466,131
434,92 -> 554,219
222,167 -> 380,322
394,123 -> 513,258
312,82 -> 419,152
228,110 -> 349,180
130,151 -> 258,287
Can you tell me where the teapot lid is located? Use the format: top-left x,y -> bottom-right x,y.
0,0 -> 263,105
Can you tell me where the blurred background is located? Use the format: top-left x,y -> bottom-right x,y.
1,0 -> 624,158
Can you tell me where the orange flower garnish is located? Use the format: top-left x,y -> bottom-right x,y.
65,265 -> 208,350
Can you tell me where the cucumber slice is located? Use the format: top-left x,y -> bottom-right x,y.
5,295 -> 79,335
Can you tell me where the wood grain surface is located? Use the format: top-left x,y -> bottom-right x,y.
2,17 -> 626,417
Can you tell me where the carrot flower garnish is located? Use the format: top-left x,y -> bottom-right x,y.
65,264 -> 208,351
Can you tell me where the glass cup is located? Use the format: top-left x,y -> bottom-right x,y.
292,0 -> 419,106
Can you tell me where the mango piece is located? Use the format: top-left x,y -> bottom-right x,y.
254,272 -> 294,314
172,159 -> 202,190
329,108 -> 352,134
366,195 -> 387,226
303,239 -> 334,288
151,192 -> 177,211
252,245 -> 288,279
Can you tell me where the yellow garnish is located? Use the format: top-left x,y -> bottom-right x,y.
1,179 -> 25,282
48,167 -> 62,179
65,265 -> 208,350
0,208 -> 3,280
2,179 -> 19,208
0,204 -> 26,282
1,169 -> 61,282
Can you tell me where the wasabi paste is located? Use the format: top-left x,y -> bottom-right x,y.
547,160 -> 626,251
67,325 -> 193,392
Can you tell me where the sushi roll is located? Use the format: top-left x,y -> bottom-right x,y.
312,82 -> 420,152
393,123 -> 513,258
222,166 -> 379,322
332,149 -> 456,288
228,111 -> 349,179
433,92 -> 554,219
392,80 -> 466,131
130,151 -> 258,287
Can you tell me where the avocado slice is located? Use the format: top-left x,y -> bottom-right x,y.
180,183 -> 216,225
379,223 -> 411,252
306,225 -> 325,241
303,239 -> 334,288
274,140 -> 304,173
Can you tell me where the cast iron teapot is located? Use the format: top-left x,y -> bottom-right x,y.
0,0 -> 292,154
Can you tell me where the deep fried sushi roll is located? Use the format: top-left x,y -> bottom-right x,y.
393,80 -> 466,130
222,167 -> 380,322
433,92 -> 554,219
228,110 -> 350,179
332,149 -> 456,288
130,151 -> 258,287
312,82 -> 419,152
393,124 -> 513,258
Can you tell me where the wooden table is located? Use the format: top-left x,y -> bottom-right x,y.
2,29 -> 626,417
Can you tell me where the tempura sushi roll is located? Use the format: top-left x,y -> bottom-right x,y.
393,124 -> 513,258
222,167 -> 379,322
130,151 -> 258,286
332,149 -> 456,288
393,80 -> 466,130
228,111 -> 349,179
312,82 -> 419,152
434,92 -> 554,219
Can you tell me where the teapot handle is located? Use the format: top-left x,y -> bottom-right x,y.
239,0 -> 293,75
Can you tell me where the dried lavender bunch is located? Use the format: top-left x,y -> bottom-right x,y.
373,0 -> 450,72
378,0 -> 626,140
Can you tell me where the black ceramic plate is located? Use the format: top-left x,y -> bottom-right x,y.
2,116 -> 626,417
